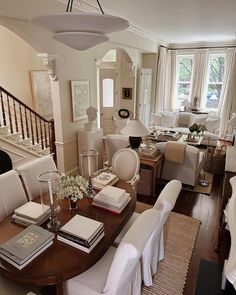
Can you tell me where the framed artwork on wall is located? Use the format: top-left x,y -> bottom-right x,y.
71,80 -> 90,121
122,87 -> 132,99
29,70 -> 53,120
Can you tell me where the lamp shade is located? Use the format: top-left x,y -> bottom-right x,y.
53,32 -> 108,50
120,119 -> 150,137
31,13 -> 129,34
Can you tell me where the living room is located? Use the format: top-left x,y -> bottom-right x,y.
0,0 -> 236,294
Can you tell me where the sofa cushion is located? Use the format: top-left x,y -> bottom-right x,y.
190,114 -> 208,126
161,112 -> 177,127
177,112 -> 192,127
205,116 -> 220,132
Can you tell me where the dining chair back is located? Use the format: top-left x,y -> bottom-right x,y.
64,208 -> 160,295
222,175 -> 236,290
104,134 -> 129,167
16,155 -> 57,200
112,148 -> 140,190
113,179 -> 182,287
0,170 -> 27,220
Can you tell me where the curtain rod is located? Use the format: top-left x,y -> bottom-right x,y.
160,44 -> 236,50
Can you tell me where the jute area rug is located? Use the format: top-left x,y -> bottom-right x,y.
135,202 -> 201,295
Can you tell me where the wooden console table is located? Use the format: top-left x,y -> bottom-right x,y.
139,153 -> 164,197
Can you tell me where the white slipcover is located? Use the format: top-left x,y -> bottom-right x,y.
222,175 -> 236,290
104,134 -> 129,166
0,170 -> 27,219
114,180 -> 182,286
16,155 -> 57,200
64,208 -> 160,295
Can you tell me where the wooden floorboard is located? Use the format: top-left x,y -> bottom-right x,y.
137,174 -> 227,295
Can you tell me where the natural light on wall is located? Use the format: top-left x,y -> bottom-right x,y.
102,78 -> 114,107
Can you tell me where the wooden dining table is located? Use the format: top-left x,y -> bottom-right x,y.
0,180 -> 136,295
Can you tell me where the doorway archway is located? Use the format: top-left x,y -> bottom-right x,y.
97,48 -> 136,135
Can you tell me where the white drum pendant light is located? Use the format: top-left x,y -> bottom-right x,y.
31,0 -> 129,50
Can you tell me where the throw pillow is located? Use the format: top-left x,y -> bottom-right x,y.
150,113 -> 161,126
161,112 -> 177,128
205,116 -> 220,132
190,114 -> 208,126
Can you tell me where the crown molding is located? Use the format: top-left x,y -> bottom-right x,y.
57,0 -> 157,42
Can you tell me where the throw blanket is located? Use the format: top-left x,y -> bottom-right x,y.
165,142 -> 186,164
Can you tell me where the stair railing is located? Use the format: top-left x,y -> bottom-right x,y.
0,86 -> 56,157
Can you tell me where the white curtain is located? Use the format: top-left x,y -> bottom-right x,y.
190,49 -> 209,109
218,48 -> 236,137
154,47 -> 176,112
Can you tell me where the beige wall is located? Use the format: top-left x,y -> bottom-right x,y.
0,16 -> 158,173
0,25 -> 46,108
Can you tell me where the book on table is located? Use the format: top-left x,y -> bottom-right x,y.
11,201 -> 50,227
0,224 -> 54,269
158,130 -> 182,141
57,214 -> 105,253
92,185 -> 131,214
92,172 -> 119,190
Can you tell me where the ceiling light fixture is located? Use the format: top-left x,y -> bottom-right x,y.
31,0 -> 129,50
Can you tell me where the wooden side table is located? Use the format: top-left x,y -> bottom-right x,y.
139,153 -> 164,197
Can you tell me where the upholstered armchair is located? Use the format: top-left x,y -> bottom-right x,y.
156,142 -> 204,187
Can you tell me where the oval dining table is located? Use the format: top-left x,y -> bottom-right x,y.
0,180 -> 136,295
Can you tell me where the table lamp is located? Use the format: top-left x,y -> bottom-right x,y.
120,118 -> 150,149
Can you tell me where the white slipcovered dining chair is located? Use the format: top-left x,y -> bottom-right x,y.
16,155 -> 57,200
104,134 -> 129,167
221,175 -> 236,290
114,179 -> 182,286
64,208 -> 160,295
112,148 -> 140,191
0,170 -> 27,220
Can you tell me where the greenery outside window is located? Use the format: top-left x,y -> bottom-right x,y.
174,55 -> 193,109
204,54 -> 225,111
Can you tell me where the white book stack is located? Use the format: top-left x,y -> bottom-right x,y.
0,225 -> 54,270
92,172 -> 119,190
11,201 -> 50,227
57,214 -> 105,253
92,185 -> 131,214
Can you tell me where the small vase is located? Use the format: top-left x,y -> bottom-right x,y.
68,196 -> 78,211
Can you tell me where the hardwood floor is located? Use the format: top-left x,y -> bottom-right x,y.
137,174 -> 229,295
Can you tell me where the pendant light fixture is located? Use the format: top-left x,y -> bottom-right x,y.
31,0 -> 129,50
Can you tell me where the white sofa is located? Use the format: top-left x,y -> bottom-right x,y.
150,111 -> 220,146
156,142 -> 204,187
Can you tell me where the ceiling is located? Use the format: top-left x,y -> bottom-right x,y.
1,0 -> 236,45
93,0 -> 236,45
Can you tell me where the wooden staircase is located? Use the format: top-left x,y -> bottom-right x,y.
0,86 -> 56,167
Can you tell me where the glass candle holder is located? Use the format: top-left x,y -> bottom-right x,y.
37,171 -> 61,231
79,149 -> 98,198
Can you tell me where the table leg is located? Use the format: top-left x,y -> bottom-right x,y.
152,164 -> 157,197
56,281 -> 64,295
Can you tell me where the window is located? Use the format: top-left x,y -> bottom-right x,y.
174,55 -> 193,109
204,54 -> 225,111
102,78 -> 114,107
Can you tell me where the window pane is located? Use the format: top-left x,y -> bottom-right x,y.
177,56 -> 193,82
206,84 -> 222,109
177,83 -> 191,100
102,78 -> 114,107
209,56 -> 225,83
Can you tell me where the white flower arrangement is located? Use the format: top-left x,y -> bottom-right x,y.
59,174 -> 89,202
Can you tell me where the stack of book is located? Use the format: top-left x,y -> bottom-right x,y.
158,130 -> 182,141
57,214 -> 104,253
92,171 -> 119,190
11,201 -> 50,227
92,185 -> 131,214
0,224 -> 54,270
139,143 -> 160,158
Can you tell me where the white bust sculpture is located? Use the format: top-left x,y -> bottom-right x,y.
84,106 -> 98,131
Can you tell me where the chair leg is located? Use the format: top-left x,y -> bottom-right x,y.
221,260 -> 227,290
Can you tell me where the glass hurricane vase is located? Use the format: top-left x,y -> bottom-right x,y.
68,195 -> 78,211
